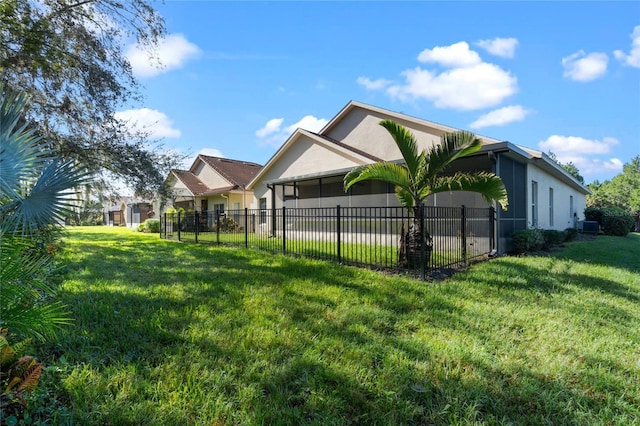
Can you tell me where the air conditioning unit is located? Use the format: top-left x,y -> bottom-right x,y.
578,220 -> 599,234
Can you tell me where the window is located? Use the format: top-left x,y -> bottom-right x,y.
259,198 -> 267,224
549,188 -> 554,227
214,203 -> 225,214
201,199 -> 208,212
531,181 -> 538,227
570,195 -> 574,224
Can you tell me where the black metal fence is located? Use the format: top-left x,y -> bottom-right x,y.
160,205 -> 495,279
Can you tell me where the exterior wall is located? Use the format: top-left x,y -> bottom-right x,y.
527,164 -> 586,230
193,162 -> 231,189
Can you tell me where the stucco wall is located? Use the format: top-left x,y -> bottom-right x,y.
194,161 -> 230,189
527,164 -> 586,230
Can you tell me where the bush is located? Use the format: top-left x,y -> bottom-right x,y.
511,228 -> 544,254
143,219 -> 161,233
137,223 -> 145,232
543,230 -> 566,248
564,227 -> 578,241
601,208 -> 634,236
584,206 -> 603,224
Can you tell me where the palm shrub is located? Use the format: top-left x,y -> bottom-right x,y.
0,83 -> 87,340
344,120 -> 508,268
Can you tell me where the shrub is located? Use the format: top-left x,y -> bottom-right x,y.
601,208 -> 634,237
584,206 -> 603,224
543,229 -> 566,248
137,223 -> 145,232
564,227 -> 578,241
214,216 -> 239,232
143,219 -> 161,233
511,228 -> 544,254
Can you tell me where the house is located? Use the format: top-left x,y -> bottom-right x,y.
161,155 -> 262,216
246,101 -> 590,253
104,199 -> 153,228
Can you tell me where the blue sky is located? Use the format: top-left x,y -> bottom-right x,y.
116,1 -> 640,184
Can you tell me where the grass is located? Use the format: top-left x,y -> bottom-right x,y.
28,227 -> 640,425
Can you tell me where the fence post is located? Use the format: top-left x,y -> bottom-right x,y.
177,212 -> 181,241
489,206 -> 496,253
163,213 -> 167,238
461,205 -> 467,267
336,205 -> 341,263
195,211 -> 199,243
244,208 -> 249,248
420,204 -> 426,281
216,209 -> 221,245
282,206 -> 286,253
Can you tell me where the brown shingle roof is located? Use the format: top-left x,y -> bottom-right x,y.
197,155 -> 262,188
172,169 -> 210,195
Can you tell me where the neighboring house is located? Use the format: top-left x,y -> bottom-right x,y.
104,199 -> 153,228
161,155 -> 262,216
246,100 -> 590,253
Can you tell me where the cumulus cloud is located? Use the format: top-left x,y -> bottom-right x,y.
417,41 -> 482,67
114,108 -> 181,139
562,50 -> 608,82
538,135 -> 623,178
182,148 -> 225,169
614,25 -> 640,68
475,37 -> 519,58
359,41 -> 518,111
387,63 -> 517,110
539,135 -> 618,156
469,105 -> 531,129
255,118 -> 284,138
356,76 -> 392,91
255,115 -> 328,148
126,33 -> 201,78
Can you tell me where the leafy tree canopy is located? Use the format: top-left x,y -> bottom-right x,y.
0,0 -> 182,197
587,155 -> 640,214
547,151 -> 585,184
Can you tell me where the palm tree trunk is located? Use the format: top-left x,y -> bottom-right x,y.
399,205 -> 432,269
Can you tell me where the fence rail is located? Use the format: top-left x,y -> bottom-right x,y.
160,205 -> 495,279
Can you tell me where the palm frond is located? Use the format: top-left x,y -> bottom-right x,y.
395,186 -> 415,208
379,120 -> 421,177
0,85 -> 51,196
430,172 -> 509,210
426,131 -> 483,176
344,162 -> 411,193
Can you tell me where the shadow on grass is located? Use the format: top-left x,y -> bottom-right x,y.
39,228 -> 639,425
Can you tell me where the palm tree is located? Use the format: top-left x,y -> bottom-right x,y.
344,120 -> 508,268
0,83 -> 88,340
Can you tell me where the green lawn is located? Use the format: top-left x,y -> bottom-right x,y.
30,227 -> 640,425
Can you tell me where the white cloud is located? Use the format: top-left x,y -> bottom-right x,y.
562,50 -> 608,82
614,25 -> 640,68
417,41 -> 481,67
114,108 -> 181,139
356,76 -> 392,90
475,37 -> 518,58
126,33 -> 201,78
387,63 -> 517,110
361,41 -> 518,111
539,135 -> 618,156
470,105 -> 531,129
256,115 -> 328,148
285,115 -> 329,134
538,135 -> 623,178
255,118 -> 284,137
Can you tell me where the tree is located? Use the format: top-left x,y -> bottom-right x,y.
588,155 -> 640,215
0,83 -> 87,340
0,0 -> 182,197
547,152 -> 584,184
344,120 -> 508,267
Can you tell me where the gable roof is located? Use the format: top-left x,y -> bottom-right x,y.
195,155 -> 262,187
248,100 -> 590,194
170,169 -> 210,196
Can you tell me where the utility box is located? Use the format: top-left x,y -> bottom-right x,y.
578,220 -> 599,234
